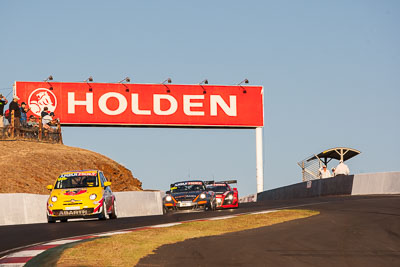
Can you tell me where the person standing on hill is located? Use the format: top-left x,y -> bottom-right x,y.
20,102 -> 30,127
0,94 -> 8,127
41,106 -> 49,117
335,160 -> 350,176
9,96 -> 21,135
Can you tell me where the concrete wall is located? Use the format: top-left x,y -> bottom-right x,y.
351,172 -> 400,195
114,191 -> 163,217
0,193 -> 48,226
257,175 -> 354,201
0,191 -> 163,226
257,172 -> 400,202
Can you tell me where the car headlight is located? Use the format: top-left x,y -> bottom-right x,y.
89,194 -> 97,200
228,194 -> 234,200
216,198 -> 222,203
200,193 -> 206,199
51,196 -> 58,202
165,195 -> 172,202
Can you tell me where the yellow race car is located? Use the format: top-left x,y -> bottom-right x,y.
46,170 -> 117,223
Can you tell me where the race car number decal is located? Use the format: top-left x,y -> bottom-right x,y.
178,201 -> 193,207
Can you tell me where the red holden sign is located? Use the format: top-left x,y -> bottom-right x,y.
14,81 -> 264,128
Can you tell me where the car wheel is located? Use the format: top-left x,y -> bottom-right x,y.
203,205 -> 208,211
109,200 -> 118,219
211,200 -> 217,211
47,216 -> 55,223
60,218 -> 68,223
98,204 -> 107,220
163,206 -> 169,215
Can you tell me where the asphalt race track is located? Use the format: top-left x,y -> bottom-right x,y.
138,195 -> 400,267
1,195 -> 399,267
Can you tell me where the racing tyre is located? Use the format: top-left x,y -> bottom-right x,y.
109,200 -> 118,219
98,204 -> 107,220
211,200 -> 216,211
47,216 -> 55,223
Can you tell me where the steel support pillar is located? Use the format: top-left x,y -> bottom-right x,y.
256,127 -> 264,193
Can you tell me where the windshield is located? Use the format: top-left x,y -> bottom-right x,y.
171,184 -> 205,193
55,174 -> 99,189
207,186 -> 229,192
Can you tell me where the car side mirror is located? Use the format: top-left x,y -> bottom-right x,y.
104,181 -> 111,187
166,191 -> 171,194
47,185 -> 53,191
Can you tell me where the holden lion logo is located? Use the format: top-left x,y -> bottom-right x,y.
28,88 -> 57,116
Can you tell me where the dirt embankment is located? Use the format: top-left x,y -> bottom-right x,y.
0,141 -> 142,194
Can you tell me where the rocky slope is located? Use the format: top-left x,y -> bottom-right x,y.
0,141 -> 142,194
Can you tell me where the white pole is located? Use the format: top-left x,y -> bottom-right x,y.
256,127 -> 264,193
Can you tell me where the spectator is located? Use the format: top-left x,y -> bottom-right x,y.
335,160 -> 350,176
318,165 -> 332,179
20,102 -> 30,127
42,113 -> 54,132
48,112 -> 59,130
0,94 -> 8,128
27,115 -> 39,128
9,96 -> 21,135
41,107 -> 49,117
331,167 -> 336,176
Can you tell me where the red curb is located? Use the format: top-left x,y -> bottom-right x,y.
28,245 -> 58,250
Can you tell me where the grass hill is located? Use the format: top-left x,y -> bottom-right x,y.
0,141 -> 142,194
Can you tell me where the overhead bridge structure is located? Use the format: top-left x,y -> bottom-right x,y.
14,81 -> 265,192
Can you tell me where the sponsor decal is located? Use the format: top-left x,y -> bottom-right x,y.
187,181 -> 203,185
210,183 -> 227,186
58,209 -> 88,216
60,171 -> 97,178
15,81 -> 264,127
28,88 -> 57,116
64,189 -> 87,196
174,181 -> 204,186
174,195 -> 197,198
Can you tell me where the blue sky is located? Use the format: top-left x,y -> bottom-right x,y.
1,0 -> 399,196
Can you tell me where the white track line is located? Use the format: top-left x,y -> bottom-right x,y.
43,240 -> 79,246
0,263 -> 25,267
95,231 -> 132,237
150,222 -> 183,228
5,250 -> 45,258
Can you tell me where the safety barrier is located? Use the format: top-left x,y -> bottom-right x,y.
351,172 -> 400,195
257,175 -> 354,201
257,172 -> 400,201
0,191 -> 163,226
239,193 -> 257,203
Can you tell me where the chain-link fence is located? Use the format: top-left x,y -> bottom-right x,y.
297,155 -> 321,182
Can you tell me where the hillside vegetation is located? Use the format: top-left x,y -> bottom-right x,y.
0,141 -> 142,194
